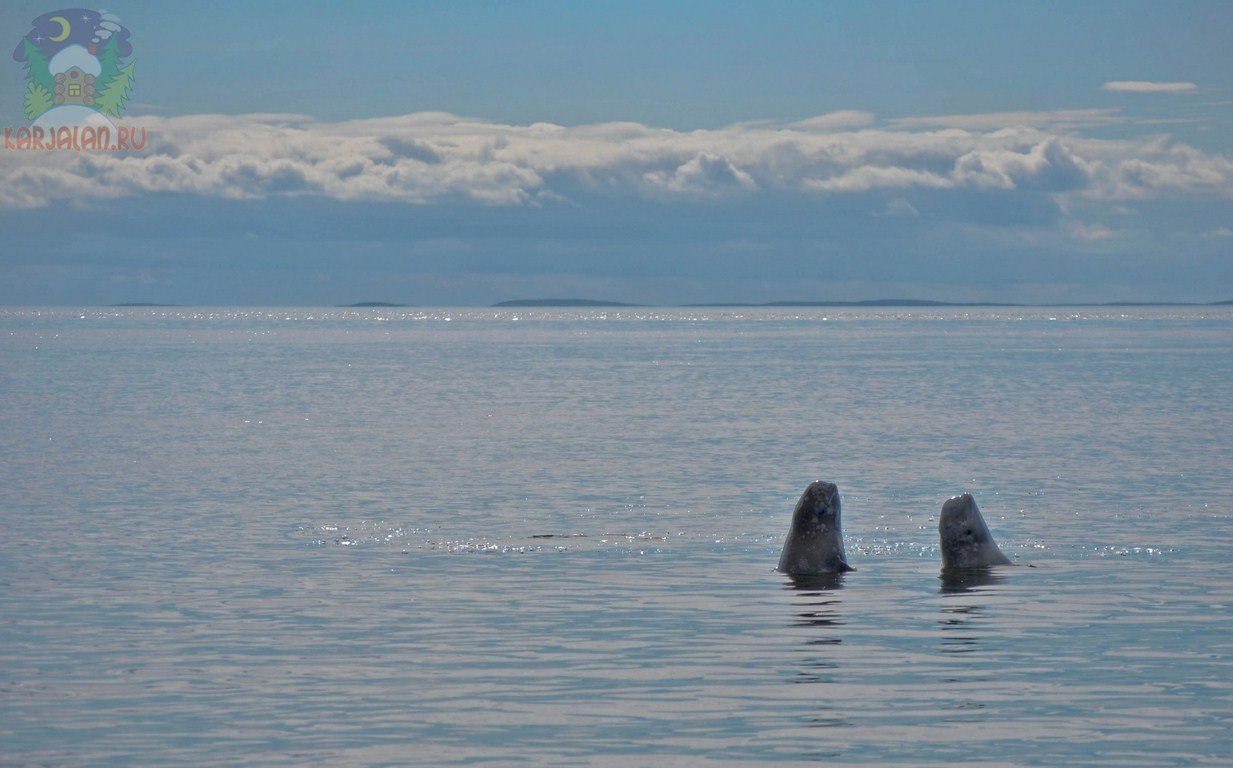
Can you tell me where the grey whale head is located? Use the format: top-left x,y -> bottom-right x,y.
778,481 -> 854,576
938,493 -> 1013,568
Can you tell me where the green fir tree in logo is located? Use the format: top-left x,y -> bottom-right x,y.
93,37 -> 135,117
24,81 -> 55,120
12,9 -> 135,122
20,38 -> 55,120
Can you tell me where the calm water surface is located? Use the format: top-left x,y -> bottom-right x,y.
2,307 -> 1231,766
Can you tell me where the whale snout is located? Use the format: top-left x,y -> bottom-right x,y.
779,480 -> 851,576
803,480 -> 840,511
937,493 -> 1014,568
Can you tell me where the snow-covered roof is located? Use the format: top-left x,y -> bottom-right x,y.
49,45 -> 102,77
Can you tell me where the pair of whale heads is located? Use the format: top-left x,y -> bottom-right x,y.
777,481 -> 1013,576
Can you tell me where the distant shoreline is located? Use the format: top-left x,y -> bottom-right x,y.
492,298 -> 1233,308
492,298 -> 640,308
92,298 -> 1233,309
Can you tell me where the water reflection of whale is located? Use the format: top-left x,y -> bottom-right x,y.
936,569 -> 1006,664
783,573 -> 846,687
783,573 -> 846,633
938,603 -> 986,655
938,566 -> 1006,594
785,571 -> 848,593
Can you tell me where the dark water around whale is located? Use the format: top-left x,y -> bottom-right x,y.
3,306 -> 1232,766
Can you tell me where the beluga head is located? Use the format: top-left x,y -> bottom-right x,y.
778,480 -> 854,577
938,493 -> 1013,569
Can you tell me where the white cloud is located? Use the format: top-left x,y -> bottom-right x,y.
804,164 -> 950,192
879,198 -> 919,217
1066,221 -> 1117,241
951,137 -> 1089,191
1,109 -> 1231,210
1076,137 -> 1233,200
643,152 -> 757,196
887,109 -> 1124,131
788,110 -> 875,131
1101,81 -> 1198,93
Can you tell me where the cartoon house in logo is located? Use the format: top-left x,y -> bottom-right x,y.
51,45 -> 99,107
12,8 -> 134,130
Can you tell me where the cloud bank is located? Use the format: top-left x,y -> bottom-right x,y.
1101,81 -> 1198,93
2,108 -> 1231,210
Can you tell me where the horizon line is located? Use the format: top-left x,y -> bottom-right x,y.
16,297 -> 1231,309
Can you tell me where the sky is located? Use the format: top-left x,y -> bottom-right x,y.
1,0 -> 1231,306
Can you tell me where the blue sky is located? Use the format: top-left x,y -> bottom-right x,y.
1,0 -> 1231,305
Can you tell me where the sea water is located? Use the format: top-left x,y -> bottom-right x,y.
2,307 -> 1231,767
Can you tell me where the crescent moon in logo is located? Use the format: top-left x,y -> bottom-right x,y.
49,16 -> 71,42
